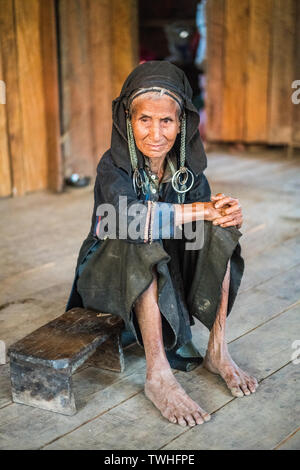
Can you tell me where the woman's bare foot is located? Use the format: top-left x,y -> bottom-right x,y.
145,366 -> 211,427
203,347 -> 258,398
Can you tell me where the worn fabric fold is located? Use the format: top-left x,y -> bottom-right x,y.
73,222 -> 243,351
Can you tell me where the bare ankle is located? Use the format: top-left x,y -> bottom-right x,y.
146,361 -> 173,381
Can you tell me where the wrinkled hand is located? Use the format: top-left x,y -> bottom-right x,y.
203,202 -> 227,222
210,193 -> 243,229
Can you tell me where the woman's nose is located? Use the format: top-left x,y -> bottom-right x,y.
149,123 -> 161,142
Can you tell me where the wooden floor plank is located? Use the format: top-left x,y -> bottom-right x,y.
0,253 -> 76,305
275,428 -> 300,450
0,150 -> 299,449
0,286 -> 70,363
39,304 -> 299,450
0,189 -> 93,282
191,264 -> 300,353
163,363 -> 298,450
239,236 -> 300,292
227,263 -> 300,341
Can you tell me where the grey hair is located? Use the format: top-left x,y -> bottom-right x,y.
128,87 -> 183,119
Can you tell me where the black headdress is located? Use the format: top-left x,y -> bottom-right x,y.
110,61 -> 207,197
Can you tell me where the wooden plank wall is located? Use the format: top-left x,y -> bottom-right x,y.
58,0 -> 138,179
222,0 -> 249,141
14,0 -> 48,192
0,0 -> 61,197
205,0 -> 225,142
112,0 -> 139,99
245,0 -> 272,142
87,0 -> 113,163
58,0 -> 95,179
0,44 -> 11,197
292,0 -> 300,144
0,0 -> 25,197
0,0 -> 138,197
40,0 -> 63,192
206,0 -> 299,145
268,0 -> 295,144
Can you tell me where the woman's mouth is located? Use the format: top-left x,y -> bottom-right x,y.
147,144 -> 164,149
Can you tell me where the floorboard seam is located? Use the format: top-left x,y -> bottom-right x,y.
38,389 -> 144,450
0,402 -> 12,410
242,231 -> 300,262
158,361 -> 295,450
1,331 -> 296,448
240,261 -> 300,294
38,360 -> 294,451
272,427 -> 300,450
228,300 -> 300,344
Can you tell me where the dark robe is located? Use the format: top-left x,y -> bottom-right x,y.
66,61 -> 244,366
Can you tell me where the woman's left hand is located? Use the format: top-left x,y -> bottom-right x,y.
210,193 -> 243,229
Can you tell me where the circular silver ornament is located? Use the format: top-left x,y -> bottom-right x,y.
171,168 -> 194,194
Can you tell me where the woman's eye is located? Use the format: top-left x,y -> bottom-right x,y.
162,118 -> 171,124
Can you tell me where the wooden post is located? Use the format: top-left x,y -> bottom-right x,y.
0,0 -> 25,196
87,0 -> 114,164
14,0 -> 49,192
0,45 -> 11,197
244,0 -> 272,142
58,0 -> 95,178
267,0 -> 295,144
40,0 -> 63,192
206,0 -> 226,142
112,0 -> 139,99
222,0 -> 249,142
292,0 -> 300,144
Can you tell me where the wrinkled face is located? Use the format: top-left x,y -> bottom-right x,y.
130,93 -> 181,160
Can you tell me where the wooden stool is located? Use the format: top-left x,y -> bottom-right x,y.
8,307 -> 125,415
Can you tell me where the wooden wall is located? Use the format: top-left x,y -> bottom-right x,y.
0,0 -> 138,197
0,0 -> 61,197
58,0 -> 138,179
206,0 -> 300,145
2,0 -> 297,198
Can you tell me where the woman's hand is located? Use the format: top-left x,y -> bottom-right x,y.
209,193 -> 243,229
175,196 -> 243,229
203,202 -> 226,222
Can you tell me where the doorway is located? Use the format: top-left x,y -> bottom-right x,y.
138,0 -> 207,140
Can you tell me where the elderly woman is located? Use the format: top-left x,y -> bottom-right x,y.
66,61 -> 258,427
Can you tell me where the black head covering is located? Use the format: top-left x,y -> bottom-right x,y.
111,61 -> 207,176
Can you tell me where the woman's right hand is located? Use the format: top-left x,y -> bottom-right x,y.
174,201 -> 227,226
203,202 -> 226,222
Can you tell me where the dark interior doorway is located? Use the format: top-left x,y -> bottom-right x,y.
138,0 -> 207,140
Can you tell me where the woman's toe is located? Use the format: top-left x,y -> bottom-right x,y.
177,415 -> 188,427
193,411 -> 204,425
185,414 -> 197,427
252,377 -> 259,388
248,381 -> 257,393
240,383 -> 251,396
200,410 -> 211,422
168,415 -> 177,424
230,385 -> 244,398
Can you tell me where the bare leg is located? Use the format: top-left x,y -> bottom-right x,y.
134,269 -> 211,427
203,261 -> 259,397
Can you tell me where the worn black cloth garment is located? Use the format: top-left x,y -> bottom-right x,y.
66,61 -> 244,358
